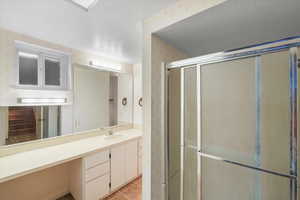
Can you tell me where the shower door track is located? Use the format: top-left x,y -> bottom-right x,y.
167,36 -> 300,69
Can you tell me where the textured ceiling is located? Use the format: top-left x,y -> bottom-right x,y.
0,0 -> 177,63
156,0 -> 300,57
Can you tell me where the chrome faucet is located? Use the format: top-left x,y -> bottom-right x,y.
108,130 -> 113,136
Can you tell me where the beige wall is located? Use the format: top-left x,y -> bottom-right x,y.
133,63 -> 143,126
142,0 -> 226,199
118,73 -> 133,124
0,163 -> 70,200
150,35 -> 187,200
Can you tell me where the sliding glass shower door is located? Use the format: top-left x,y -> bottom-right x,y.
168,66 -> 199,200
167,49 -> 298,200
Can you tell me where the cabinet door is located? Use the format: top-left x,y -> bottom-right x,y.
125,140 -> 138,182
85,174 -> 110,200
111,144 -> 126,191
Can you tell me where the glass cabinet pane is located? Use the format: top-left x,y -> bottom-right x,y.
45,58 -> 61,86
19,52 -> 38,85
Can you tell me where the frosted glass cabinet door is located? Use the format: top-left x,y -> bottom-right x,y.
201,57 -> 257,165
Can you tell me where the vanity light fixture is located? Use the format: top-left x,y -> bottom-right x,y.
18,98 -> 66,104
69,0 -> 99,11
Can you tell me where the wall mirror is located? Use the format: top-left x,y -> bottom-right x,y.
0,64 -> 133,146
73,65 -> 133,132
2,106 -> 61,145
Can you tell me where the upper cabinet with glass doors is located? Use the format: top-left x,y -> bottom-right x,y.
15,41 -> 70,90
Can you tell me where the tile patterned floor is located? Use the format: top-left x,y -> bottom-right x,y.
57,177 -> 142,200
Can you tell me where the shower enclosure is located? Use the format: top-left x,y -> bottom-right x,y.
165,37 -> 299,200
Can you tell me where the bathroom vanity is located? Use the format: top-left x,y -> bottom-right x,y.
0,128 -> 143,200
0,31 -> 143,200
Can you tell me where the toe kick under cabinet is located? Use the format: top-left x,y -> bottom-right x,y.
69,138 -> 141,200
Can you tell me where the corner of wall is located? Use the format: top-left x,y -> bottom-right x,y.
142,1 -> 227,200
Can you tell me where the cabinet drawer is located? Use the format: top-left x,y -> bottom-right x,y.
85,162 -> 110,182
84,150 -> 109,169
85,174 -> 110,200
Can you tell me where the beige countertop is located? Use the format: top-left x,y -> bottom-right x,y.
0,129 -> 142,183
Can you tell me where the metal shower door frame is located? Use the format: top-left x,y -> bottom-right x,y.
164,36 -> 299,200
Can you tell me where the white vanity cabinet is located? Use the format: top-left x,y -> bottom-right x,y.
70,138 -> 141,200
83,150 -> 110,200
70,149 -> 110,200
111,140 -> 138,192
125,140 -> 138,182
110,144 -> 126,191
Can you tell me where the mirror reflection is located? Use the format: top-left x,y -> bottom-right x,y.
6,106 -> 61,145
73,66 -> 133,133
1,66 -> 133,146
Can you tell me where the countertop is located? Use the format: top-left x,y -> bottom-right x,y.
0,129 -> 142,183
